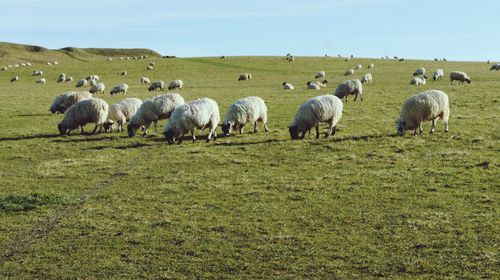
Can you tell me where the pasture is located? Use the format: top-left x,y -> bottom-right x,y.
0,47 -> 498,278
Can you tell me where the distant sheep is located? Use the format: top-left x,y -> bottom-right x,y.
409,76 -> 427,85
306,81 -> 321,90
85,75 -> 99,81
36,78 -> 46,84
489,64 -> 500,71
398,58 -> 405,62
396,90 -> 449,136
147,65 -> 154,71
355,64 -> 362,70
360,73 -> 373,84
104,97 -> 143,132
57,73 -> 66,83
333,79 -> 363,101
120,71 -> 127,76
89,82 -> 106,94
149,62 -> 156,66
109,83 -> 129,95
368,63 -> 374,69
141,77 -> 151,84
287,55 -> 295,62
238,73 -> 252,81
221,96 -> 269,136
10,76 -> 19,82
449,71 -> 471,84
58,98 -> 109,135
127,93 -> 185,137
413,67 -> 426,76
164,97 -> 220,144
315,71 -> 326,79
49,91 -> 92,114
168,80 -> 183,90
289,95 -> 343,140
344,69 -> 354,76
282,82 -> 294,90
65,77 -> 73,82
432,69 -> 444,81
32,70 -> 43,76
76,79 -> 87,88
148,80 -> 165,91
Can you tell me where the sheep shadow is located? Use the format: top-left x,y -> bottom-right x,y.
213,138 -> 287,146
51,134 -> 128,143
331,133 -> 398,142
0,134 -> 61,142
18,113 -> 52,117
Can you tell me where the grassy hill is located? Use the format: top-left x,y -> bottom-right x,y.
0,49 -> 498,278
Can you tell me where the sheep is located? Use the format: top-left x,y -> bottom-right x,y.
282,82 -> 294,90
103,97 -> 143,132
85,75 -> 100,81
449,71 -> 471,84
489,64 -> 500,71
220,55 -> 226,59
368,63 -> 374,69
141,77 -> 151,84
107,57 -> 113,61
317,80 -> 328,87
344,69 -> 354,76
409,76 -> 427,85
49,91 -> 92,114
76,79 -> 87,88
287,55 -> 295,62
120,71 -> 127,76
355,64 -> 362,70
164,97 -> 220,144
432,69 -> 444,81
315,71 -> 326,79
147,65 -> 154,71
149,62 -> 156,66
288,95 -> 343,140
238,73 -> 252,81
127,93 -> 185,137
58,98 -> 109,135
109,84 -> 129,95
396,90 -> 449,136
344,57 -> 350,62
360,73 -> 373,84
46,62 -> 52,65
413,67 -> 426,76
398,58 -> 405,62
53,61 -> 59,65
1,66 -> 7,71
32,70 -> 43,76
89,82 -> 106,94
148,80 -> 165,91
36,78 -> 46,84
66,77 -> 73,82
221,96 -> 269,136
306,81 -> 321,90
168,80 -> 183,90
57,73 -> 66,83
26,62 -> 32,67
10,76 -> 18,83
333,79 -> 363,101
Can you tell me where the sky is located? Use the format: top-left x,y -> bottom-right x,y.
1,0 -> 498,61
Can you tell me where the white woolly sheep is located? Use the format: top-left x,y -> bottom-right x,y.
449,71 -> 471,84
120,71 -> 127,76
432,69 -> 444,81
66,77 -> 73,82
58,98 -> 109,135
49,91 -> 92,114
368,63 -> 374,69
127,93 -> 185,137
32,70 -> 43,76
46,62 -> 52,65
89,82 -> 106,94
53,61 -> 59,65
315,71 -> 326,79
344,69 -> 354,76
413,67 -> 426,76
57,73 -> 66,83
1,66 -> 7,71
164,97 -> 220,144
103,97 -> 143,132
282,82 -> 294,90
10,76 -> 19,82
396,90 -> 449,136
141,77 -> 151,84
26,62 -> 32,67
148,80 -> 165,91
238,73 -> 252,81
221,96 -> 269,136
110,84 -> 129,95
147,65 -> 154,71
289,95 -> 343,140
409,76 -> 427,85
287,55 -> 295,62
333,79 -> 363,101
168,80 -> 183,90
360,73 -> 373,84
149,62 -> 156,66
306,81 -> 321,90
76,79 -> 87,88
355,64 -> 362,70
36,78 -> 46,84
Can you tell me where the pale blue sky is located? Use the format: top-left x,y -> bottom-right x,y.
1,0 -> 498,61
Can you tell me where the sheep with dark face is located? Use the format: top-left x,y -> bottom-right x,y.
168,80 -> 183,90
109,84 -> 129,95
221,96 -> 269,136
432,69 -> 444,81
333,79 -> 363,101
238,73 -> 252,81
413,67 -> 426,76
57,98 -> 109,135
289,95 -> 343,140
315,71 -> 326,79
282,82 -> 294,90
148,80 -> 164,91
449,71 -> 471,84
89,82 -> 106,94
104,98 -> 143,132
49,91 -> 92,114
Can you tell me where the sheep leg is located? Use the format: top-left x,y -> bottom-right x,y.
192,130 -> 197,142
430,119 -> 436,134
80,126 -> 85,135
331,126 -> 337,137
418,125 -> 423,134
444,121 -> 449,133
253,122 -> 258,133
315,125 -> 320,139
142,123 -> 151,136
264,123 -> 269,132
325,122 -> 333,138
153,120 -> 158,134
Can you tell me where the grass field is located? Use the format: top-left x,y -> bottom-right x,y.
0,44 -> 498,278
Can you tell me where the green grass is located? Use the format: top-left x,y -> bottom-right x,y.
0,47 -> 498,278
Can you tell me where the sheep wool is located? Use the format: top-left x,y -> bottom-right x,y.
58,98 -> 109,135
289,95 -> 343,140
410,77 -> 427,85
432,69 -> 444,81
282,82 -> 294,90
110,84 -> 129,95
333,79 -> 363,101
413,67 -> 426,76
148,80 -> 165,91
315,71 -> 326,79
221,96 -> 269,136
104,98 -> 143,132
89,82 -> 106,94
49,91 -> 92,114
168,80 -> 183,90
360,73 -> 373,84
449,71 -> 471,84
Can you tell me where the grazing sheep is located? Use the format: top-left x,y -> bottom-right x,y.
434,58 -> 439,61
76,79 -> 87,88
489,64 -> 500,71
289,95 -> 343,140
10,76 -> 19,82
107,57 -> 113,61
344,69 -> 354,76
120,71 -> 127,76
449,71 -> 471,84
315,71 -> 326,79
360,73 -> 373,84
396,90 -> 449,136
164,97 -> 220,144
89,82 -> 106,94
413,67 -> 426,76
104,98 -> 143,132
306,81 -> 321,90
58,98 -> 109,135
1,66 -> 7,71
432,69 -> 444,81
221,96 -> 269,136
32,70 -> 43,76
355,64 -> 362,70
53,61 -> 59,65
442,58 -> 447,61
409,76 -> 427,85
398,58 -> 405,62
66,77 -> 73,82
287,55 -> 295,62
26,62 -> 32,67
141,77 -> 151,84
57,73 -> 66,83
345,57 -> 351,62
333,79 -> 363,101
238,73 -> 252,81
109,84 -> 129,95
85,75 -> 100,81
282,82 -> 294,90
147,65 -> 154,71
368,63 -> 374,69
49,91 -> 92,114
127,93 -> 185,137
148,80 -> 165,91
168,80 -> 183,90
36,78 -> 46,84
220,55 -> 226,59
317,80 -> 328,87
46,62 -> 52,65
149,62 -> 156,66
